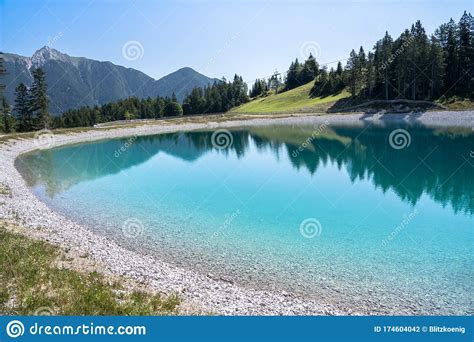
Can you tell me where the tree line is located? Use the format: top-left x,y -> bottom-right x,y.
249,11 -> 473,102
54,94 -> 183,128
54,74 -> 249,128
181,75 -> 248,115
313,12 -> 473,101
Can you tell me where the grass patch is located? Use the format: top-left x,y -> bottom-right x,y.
0,184 -> 12,196
0,224 -> 180,315
231,82 -> 350,114
438,97 -> 474,110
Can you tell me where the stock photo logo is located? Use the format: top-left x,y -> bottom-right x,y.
33,307 -> 55,316
122,218 -> 144,238
299,218 -> 323,238
211,129 -> 233,150
6,320 -> 25,338
33,130 -> 55,150
388,129 -> 411,150
122,41 -> 144,61
300,41 -> 322,60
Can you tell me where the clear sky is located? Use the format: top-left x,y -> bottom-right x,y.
1,0 -> 472,84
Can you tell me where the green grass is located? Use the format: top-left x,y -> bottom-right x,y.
231,82 -> 350,114
0,224 -> 180,315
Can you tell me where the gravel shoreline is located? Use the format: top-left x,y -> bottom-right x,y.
0,111 -> 472,315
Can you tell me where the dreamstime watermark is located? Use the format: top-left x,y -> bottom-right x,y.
381,35 -> 415,70
300,41 -> 322,60
5,320 -> 146,338
34,129 -> 56,150
210,209 -> 241,241
122,41 -> 144,61
381,208 -> 418,247
34,306 -> 55,316
299,218 -> 323,238
207,31 -> 241,68
389,129 -> 411,150
219,209 -> 241,231
291,120 -> 329,158
46,32 -> 63,48
114,135 -> 138,158
122,218 -> 144,238
211,129 -> 233,150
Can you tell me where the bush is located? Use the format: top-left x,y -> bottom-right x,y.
163,102 -> 183,117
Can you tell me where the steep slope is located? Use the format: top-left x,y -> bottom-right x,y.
3,47 -> 217,115
231,82 -> 350,114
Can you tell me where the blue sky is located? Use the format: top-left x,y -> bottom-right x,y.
1,0 -> 472,83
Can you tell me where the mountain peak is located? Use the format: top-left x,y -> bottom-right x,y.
4,47 -> 217,114
176,67 -> 196,73
30,46 -> 69,67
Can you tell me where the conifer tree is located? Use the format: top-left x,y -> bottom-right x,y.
15,83 -> 32,131
457,11 -> 473,93
444,19 -> 459,93
29,68 -> 50,129
346,49 -> 358,97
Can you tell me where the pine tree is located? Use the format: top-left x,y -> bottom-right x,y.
0,53 -> 6,108
310,67 -> 329,97
429,35 -> 445,98
346,49 -> 358,97
336,61 -> 343,76
300,53 -> 319,83
457,11 -> 473,93
285,59 -> 302,90
391,29 -> 412,99
1,97 -> 14,133
29,68 -> 50,129
154,97 -> 165,118
365,52 -> 375,98
15,83 -> 32,131
250,79 -> 267,97
410,21 -> 430,99
171,92 -> 177,103
357,46 -> 367,97
444,19 -> 459,93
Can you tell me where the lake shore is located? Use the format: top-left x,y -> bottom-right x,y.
1,111 -> 472,315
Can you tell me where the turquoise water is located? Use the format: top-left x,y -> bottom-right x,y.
18,123 -> 473,314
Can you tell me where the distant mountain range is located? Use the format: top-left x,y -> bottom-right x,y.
3,46 -> 218,115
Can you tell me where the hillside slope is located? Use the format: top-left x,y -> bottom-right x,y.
231,82 -> 350,114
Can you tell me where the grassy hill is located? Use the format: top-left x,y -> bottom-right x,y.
231,82 -> 350,114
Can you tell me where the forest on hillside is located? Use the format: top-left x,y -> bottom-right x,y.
310,11 -> 473,102
169,10 -> 473,115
